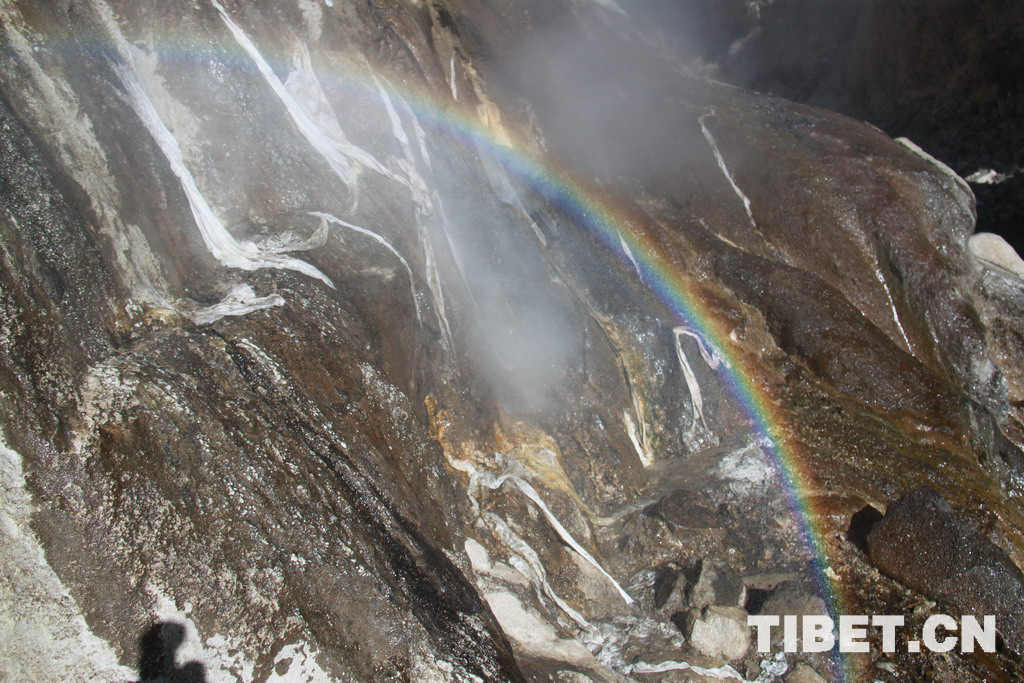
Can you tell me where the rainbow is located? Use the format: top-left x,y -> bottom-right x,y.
352,61 -> 853,682
444,96 -> 853,683
29,10 -> 851,678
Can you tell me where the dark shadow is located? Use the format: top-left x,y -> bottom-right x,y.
846,504 -> 884,554
138,621 -> 208,683
744,587 -> 772,615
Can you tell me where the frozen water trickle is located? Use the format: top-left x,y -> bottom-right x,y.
700,109 -> 757,231
115,66 -> 333,287
469,466 -> 636,606
310,211 -> 422,325
624,411 -> 655,467
188,284 -> 284,325
618,231 -> 642,281
675,325 -> 727,370
449,55 -> 459,102
213,2 -> 403,196
673,327 -> 717,448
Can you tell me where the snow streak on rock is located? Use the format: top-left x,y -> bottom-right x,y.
0,435 -> 136,682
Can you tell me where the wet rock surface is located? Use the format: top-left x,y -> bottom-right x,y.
0,0 -> 1023,681
703,0 -> 1024,254
867,487 -> 1024,654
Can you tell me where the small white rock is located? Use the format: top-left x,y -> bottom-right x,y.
969,232 -> 1024,279
685,606 -> 750,661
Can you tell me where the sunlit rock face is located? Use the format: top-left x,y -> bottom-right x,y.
1,1 -> 1023,681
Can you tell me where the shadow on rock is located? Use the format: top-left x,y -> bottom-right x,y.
138,621 -> 208,683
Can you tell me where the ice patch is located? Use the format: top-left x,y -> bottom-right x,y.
896,137 -> 975,218
267,641 -> 332,682
187,284 -> 284,325
148,586 -> 257,681
716,440 -> 774,497
482,590 -> 598,666
625,651 -> 787,682
969,232 -> 1024,280
966,168 -> 1011,185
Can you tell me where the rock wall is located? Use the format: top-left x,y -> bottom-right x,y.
1,0 -> 1023,680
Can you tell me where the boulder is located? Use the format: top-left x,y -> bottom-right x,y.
867,487 -> 1024,653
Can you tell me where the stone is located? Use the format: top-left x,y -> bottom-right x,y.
684,606 -> 751,662
784,661 -> 827,683
867,487 -> 1024,653
689,560 -> 746,610
758,581 -> 828,619
652,564 -> 688,614
970,233 -> 1024,279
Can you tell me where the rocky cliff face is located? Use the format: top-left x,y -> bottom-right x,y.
713,0 -> 1024,255
1,1 -> 1023,681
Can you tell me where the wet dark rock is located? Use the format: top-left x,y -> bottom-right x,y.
714,0 -> 1024,254
2,0 -> 1024,680
651,563 -> 687,613
689,560 -> 746,610
867,487 -> 1024,653
847,504 -> 884,553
